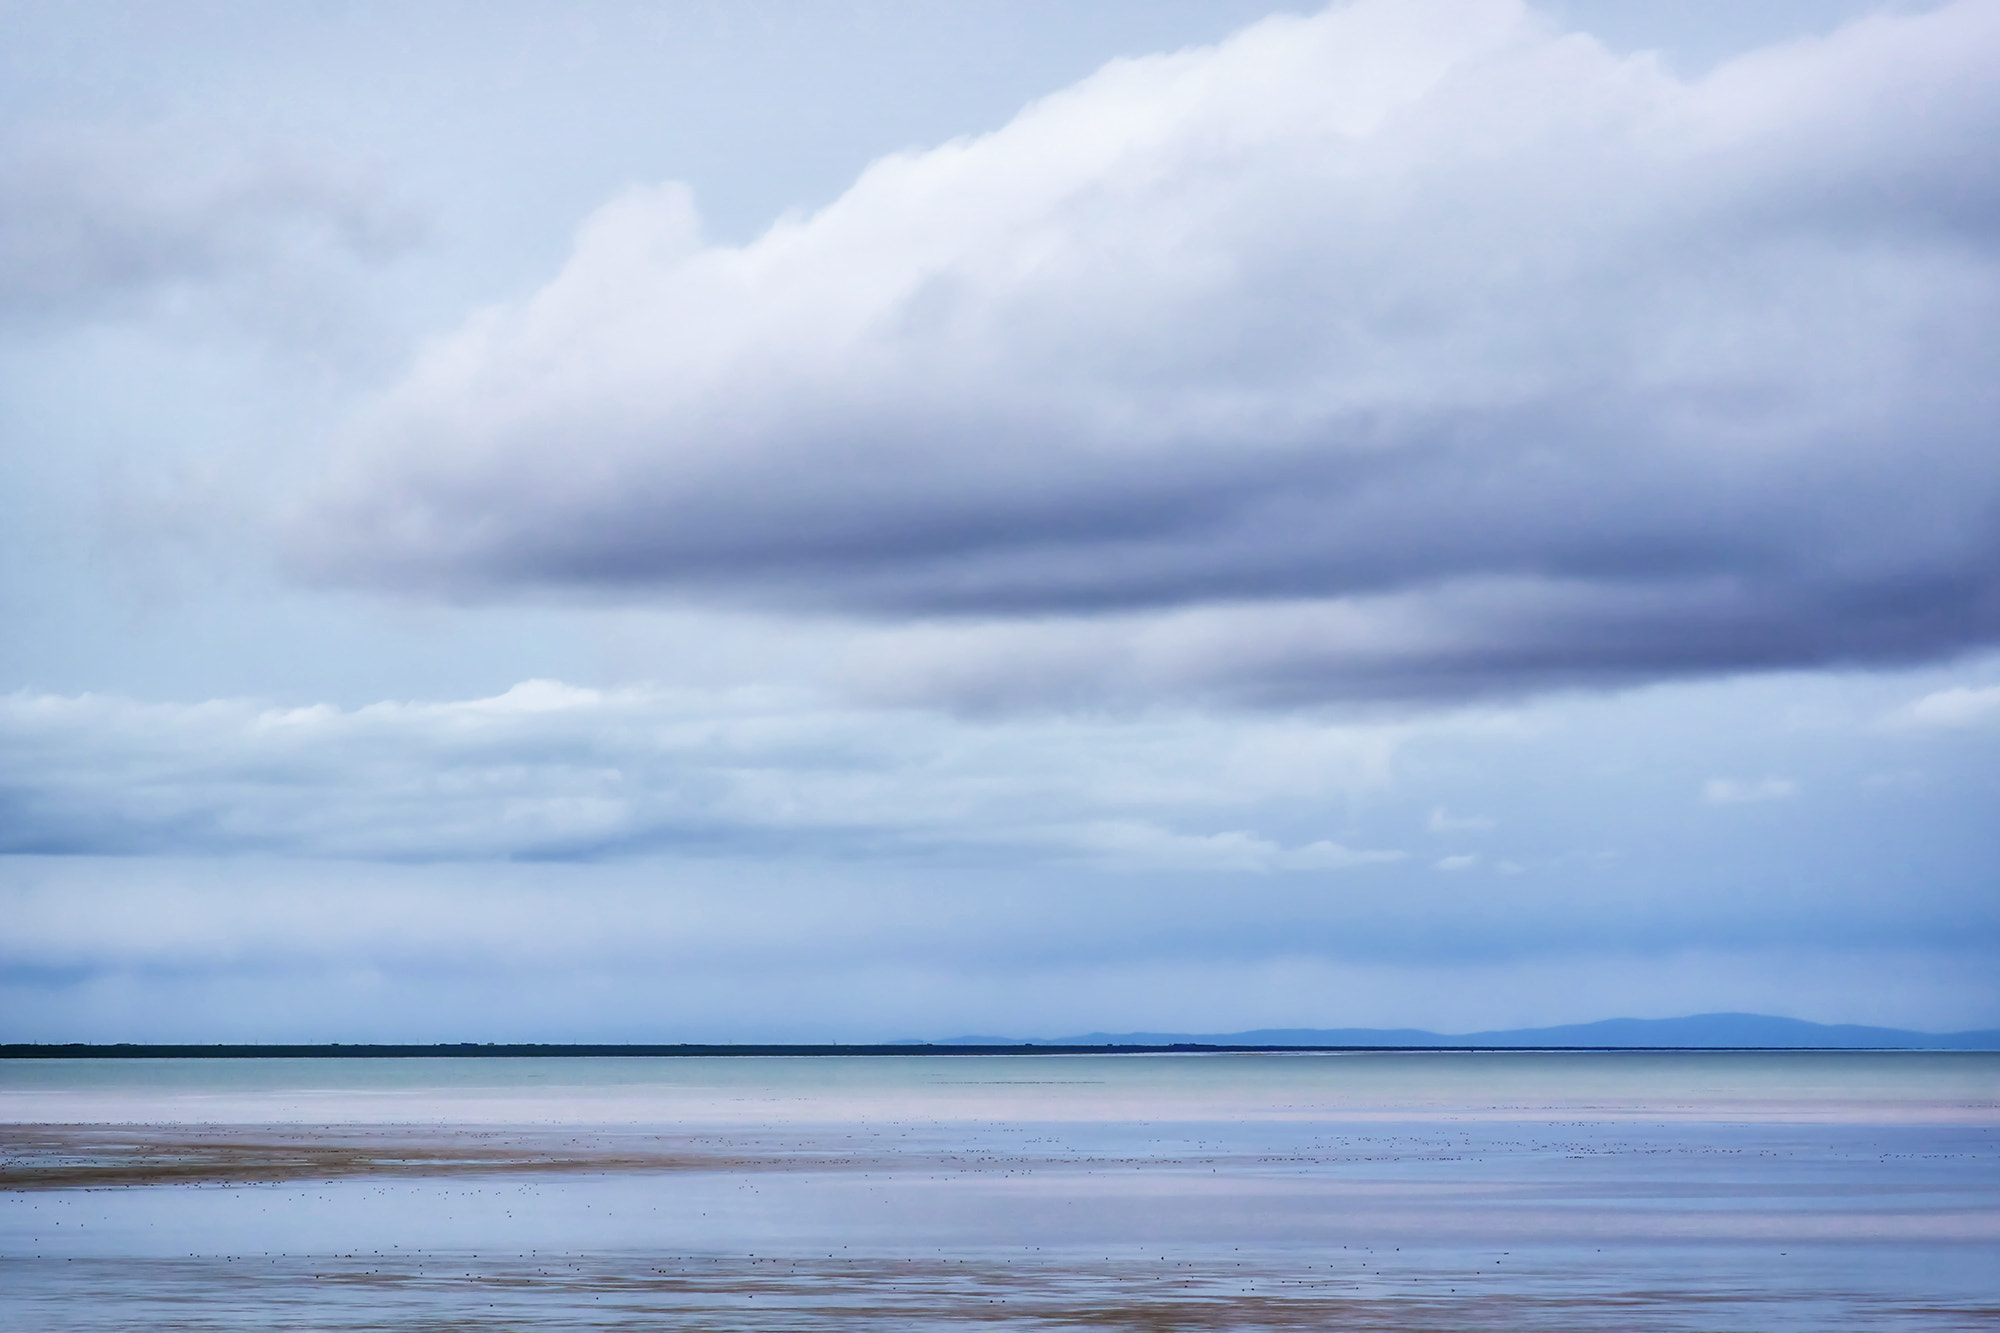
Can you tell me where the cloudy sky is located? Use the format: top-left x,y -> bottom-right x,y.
3,0 -> 1996,1042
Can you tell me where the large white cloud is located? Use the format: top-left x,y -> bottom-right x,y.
294,0 -> 2000,707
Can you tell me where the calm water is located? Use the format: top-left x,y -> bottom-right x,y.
3,1052 -> 1996,1330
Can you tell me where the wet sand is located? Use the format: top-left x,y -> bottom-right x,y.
0,1123 -> 804,1189
12,1250 -> 1997,1332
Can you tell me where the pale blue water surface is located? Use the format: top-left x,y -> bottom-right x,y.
3,1052 -> 1996,1330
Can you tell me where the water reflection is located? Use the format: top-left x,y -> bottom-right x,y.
3,1053 -> 1996,1330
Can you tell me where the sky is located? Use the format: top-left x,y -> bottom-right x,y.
2,0 -> 1996,1043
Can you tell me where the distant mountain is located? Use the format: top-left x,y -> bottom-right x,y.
905,1013 -> 2000,1049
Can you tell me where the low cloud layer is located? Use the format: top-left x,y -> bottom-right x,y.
296,0 -> 2000,708
11,854 -> 1988,1041
5,663 -> 1995,1037
0,680 -> 1404,865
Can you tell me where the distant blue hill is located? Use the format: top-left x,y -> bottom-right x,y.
905,1013 -> 2000,1049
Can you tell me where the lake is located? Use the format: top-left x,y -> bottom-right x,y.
4,1051 -> 1996,1329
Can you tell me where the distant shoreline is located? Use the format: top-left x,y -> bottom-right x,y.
4,1042 -> 1991,1058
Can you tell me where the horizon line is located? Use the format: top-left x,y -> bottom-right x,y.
7,1040 -> 1998,1059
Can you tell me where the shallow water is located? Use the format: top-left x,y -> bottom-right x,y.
4,1052 -> 1996,1329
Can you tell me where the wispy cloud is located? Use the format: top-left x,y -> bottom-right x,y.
1881,683 -> 2000,732
1065,821 -> 1403,873
0,121 -> 417,332
1701,777 -> 1798,805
